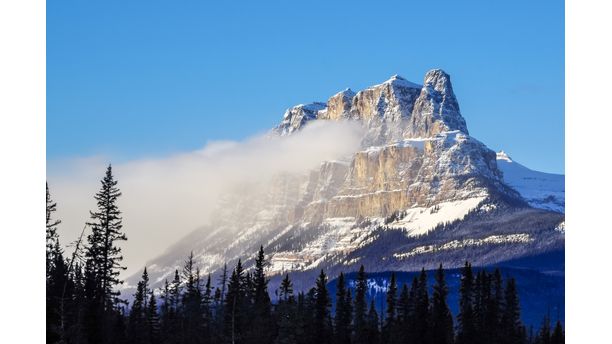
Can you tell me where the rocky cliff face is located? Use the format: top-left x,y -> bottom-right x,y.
129,70 -> 564,292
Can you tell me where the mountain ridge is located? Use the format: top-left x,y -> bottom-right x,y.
125,69 -> 564,294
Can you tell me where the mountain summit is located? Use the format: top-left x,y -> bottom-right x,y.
130,70 -> 564,292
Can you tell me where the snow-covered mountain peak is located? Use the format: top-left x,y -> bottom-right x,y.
130,72 -> 565,294
496,150 -> 512,162
423,69 -> 453,93
496,151 -> 564,213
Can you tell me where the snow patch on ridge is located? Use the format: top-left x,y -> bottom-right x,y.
393,234 -> 534,259
387,196 -> 486,236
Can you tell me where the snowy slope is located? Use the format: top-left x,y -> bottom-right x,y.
496,151 -> 564,213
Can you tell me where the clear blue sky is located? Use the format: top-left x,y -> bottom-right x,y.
47,0 -> 564,173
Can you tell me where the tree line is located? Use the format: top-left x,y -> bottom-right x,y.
46,165 -> 564,344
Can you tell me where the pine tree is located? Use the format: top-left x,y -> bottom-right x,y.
86,164 -> 128,309
457,262 -> 476,344
276,274 -> 297,344
46,182 -> 62,278
313,270 -> 333,344
382,272 -> 398,344
147,292 -> 160,344
225,259 -> 246,344
46,183 -> 67,343
413,268 -> 430,344
501,278 -> 522,344
396,283 -> 412,340
353,265 -> 368,344
536,314 -> 551,344
334,272 -> 352,344
181,252 -> 204,344
430,264 -> 454,344
550,321 -> 564,344
484,269 -> 503,343
365,300 -> 380,344
246,246 -> 274,344
128,275 -> 147,344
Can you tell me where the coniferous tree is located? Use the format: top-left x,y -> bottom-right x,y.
535,314 -> 551,344
396,283 -> 412,340
181,252 -> 204,344
484,269 -> 503,343
457,262 -> 476,344
313,270 -> 333,344
382,272 -> 398,344
334,272 -> 352,344
550,321 -> 564,344
225,259 -> 246,343
353,265 -> 368,344
276,274 -> 297,344
246,246 -> 274,344
46,183 -> 66,343
77,165 -> 128,343
430,264 -> 454,344
128,273 -> 147,344
147,292 -> 160,344
86,164 -> 128,309
364,300 -> 380,344
413,268 -> 430,344
46,182 -> 62,278
501,278 -> 523,344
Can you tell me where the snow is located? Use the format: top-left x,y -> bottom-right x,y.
387,197 -> 486,236
496,151 -> 565,213
393,233 -> 534,259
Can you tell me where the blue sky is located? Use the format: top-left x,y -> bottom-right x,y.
47,0 -> 564,173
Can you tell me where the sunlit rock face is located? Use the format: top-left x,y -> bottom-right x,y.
128,70 -> 563,294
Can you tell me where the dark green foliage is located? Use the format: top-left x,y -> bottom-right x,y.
313,270 -> 333,344
276,274 -> 297,344
86,164 -> 127,309
382,272 -> 398,344
457,262 -> 476,344
364,300 -> 380,344
353,265 -> 368,344
430,264 -> 454,344
501,278 -> 523,344
550,320 -> 564,344
334,273 -> 352,344
246,246 -> 275,344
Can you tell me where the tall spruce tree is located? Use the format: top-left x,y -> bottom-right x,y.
457,262 -> 476,344
276,274 -> 297,344
353,265 -> 368,344
247,246 -> 274,344
46,182 -> 62,278
396,283 -> 412,340
225,259 -> 246,344
313,270 -> 333,344
46,183 -> 66,343
365,300 -> 380,344
383,272 -> 398,344
550,320 -> 564,344
501,278 -> 522,344
147,292 -> 160,344
334,272 -> 352,344
430,264 -> 454,344
86,164 -> 127,309
413,268 -> 430,344
181,252 -> 204,344
128,271 -> 148,344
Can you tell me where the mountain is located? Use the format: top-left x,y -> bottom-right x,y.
496,151 -> 565,213
126,69 -> 564,294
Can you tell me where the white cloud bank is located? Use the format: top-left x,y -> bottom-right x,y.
47,121 -> 364,276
